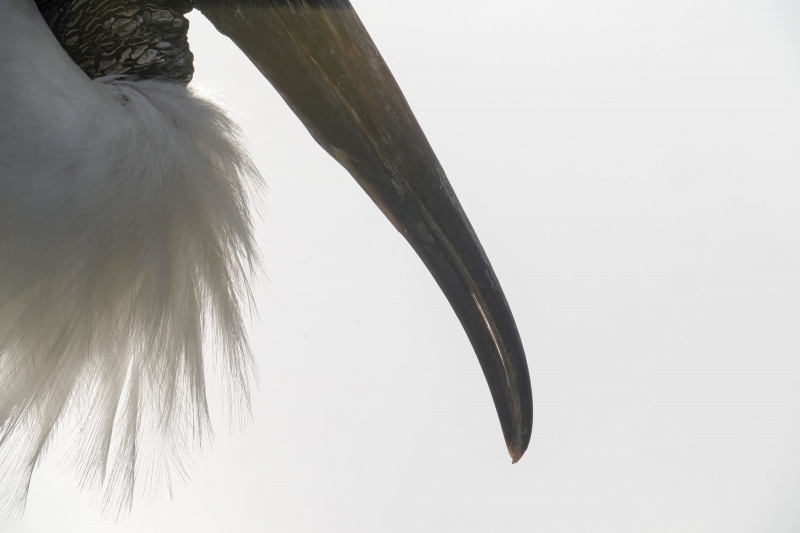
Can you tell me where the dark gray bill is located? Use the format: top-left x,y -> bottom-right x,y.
193,0 -> 532,462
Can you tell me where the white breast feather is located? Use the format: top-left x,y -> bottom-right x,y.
0,0 -> 263,518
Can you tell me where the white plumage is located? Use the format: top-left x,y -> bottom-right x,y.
0,0 -> 262,517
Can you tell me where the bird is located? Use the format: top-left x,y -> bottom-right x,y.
0,0 -> 533,519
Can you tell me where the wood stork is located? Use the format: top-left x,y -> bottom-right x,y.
0,0 -> 532,518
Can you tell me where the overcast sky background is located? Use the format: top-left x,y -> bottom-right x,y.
12,0 -> 800,531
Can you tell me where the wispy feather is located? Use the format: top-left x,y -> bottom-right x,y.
0,0 -> 262,519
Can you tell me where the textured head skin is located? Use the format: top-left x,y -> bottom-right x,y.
35,0 -> 195,83
32,0 -> 353,84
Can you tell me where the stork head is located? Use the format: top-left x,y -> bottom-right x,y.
35,0 -> 533,462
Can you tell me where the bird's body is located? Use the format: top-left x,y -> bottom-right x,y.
0,0 -> 532,520
0,0 -> 260,515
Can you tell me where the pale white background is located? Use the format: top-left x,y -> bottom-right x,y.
12,0 -> 800,531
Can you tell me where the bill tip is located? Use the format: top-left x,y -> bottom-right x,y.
508,443 -> 527,464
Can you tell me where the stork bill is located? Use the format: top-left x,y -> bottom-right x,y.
0,0 -> 532,517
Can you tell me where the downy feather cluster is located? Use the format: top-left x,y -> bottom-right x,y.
0,0 -> 262,517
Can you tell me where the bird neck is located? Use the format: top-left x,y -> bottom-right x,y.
34,0 -> 195,84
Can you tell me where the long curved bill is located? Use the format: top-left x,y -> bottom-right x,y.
194,0 -> 532,462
